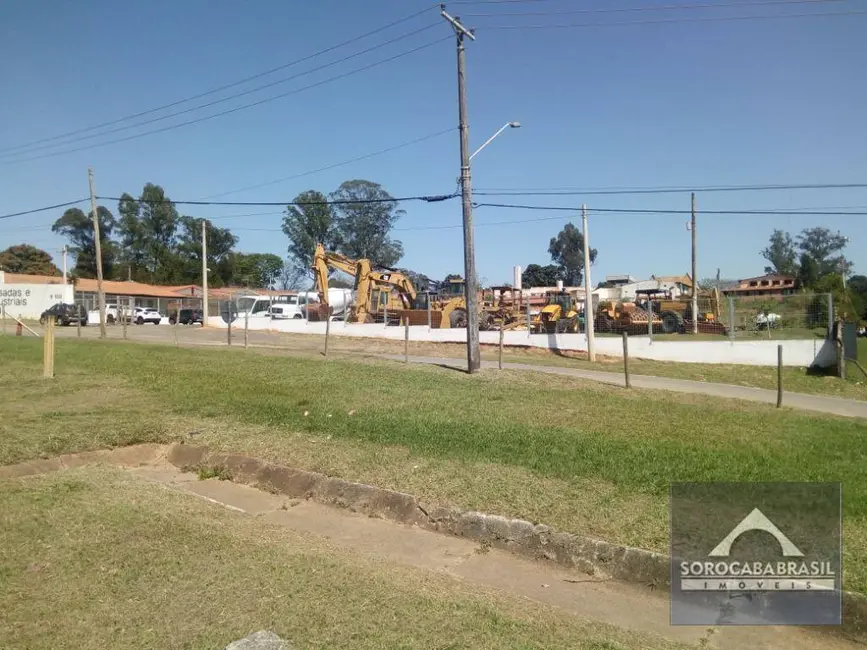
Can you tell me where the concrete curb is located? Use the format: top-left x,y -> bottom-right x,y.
165,442 -> 867,633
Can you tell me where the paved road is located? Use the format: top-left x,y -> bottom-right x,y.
36,324 -> 867,419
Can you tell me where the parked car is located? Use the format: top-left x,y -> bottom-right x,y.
39,303 -> 87,327
134,307 -> 163,325
169,308 -> 203,325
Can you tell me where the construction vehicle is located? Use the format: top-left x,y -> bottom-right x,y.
595,300 -> 662,334
633,288 -> 726,335
482,286 -> 528,330
531,289 -> 581,334
311,244 -> 416,323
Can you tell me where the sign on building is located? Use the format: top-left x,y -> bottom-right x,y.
0,283 -> 74,319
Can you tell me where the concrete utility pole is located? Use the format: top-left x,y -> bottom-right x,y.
201,219 -> 209,328
442,5 -> 480,374
61,245 -> 68,283
691,192 -> 698,335
582,204 -> 596,362
89,168 -> 107,339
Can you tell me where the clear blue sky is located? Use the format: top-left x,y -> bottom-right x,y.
1,0 -> 865,285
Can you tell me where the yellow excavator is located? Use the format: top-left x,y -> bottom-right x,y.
312,244 -> 420,323
531,290 -> 581,333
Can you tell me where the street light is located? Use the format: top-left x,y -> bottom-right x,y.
470,122 -> 521,161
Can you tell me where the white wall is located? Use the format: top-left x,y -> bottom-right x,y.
0,283 -> 74,319
205,316 -> 835,368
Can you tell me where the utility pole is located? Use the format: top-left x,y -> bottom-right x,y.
89,168 -> 107,339
61,245 -> 68,284
582,205 -> 596,362
201,219 -> 209,328
691,192 -> 698,335
442,4 -> 480,373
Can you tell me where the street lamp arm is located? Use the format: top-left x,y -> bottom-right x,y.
469,121 -> 520,161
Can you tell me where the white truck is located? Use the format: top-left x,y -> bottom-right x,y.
269,289 -> 353,320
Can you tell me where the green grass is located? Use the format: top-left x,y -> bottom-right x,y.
0,467 -> 685,650
1,336 -> 866,595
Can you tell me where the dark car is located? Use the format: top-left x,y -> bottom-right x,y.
39,303 -> 87,327
169,308 -> 203,325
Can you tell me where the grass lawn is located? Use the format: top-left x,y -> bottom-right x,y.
0,466 -> 687,650
1,336 -> 866,596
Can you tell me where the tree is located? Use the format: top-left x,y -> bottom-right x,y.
521,264 -> 561,287
114,184 -> 180,283
0,244 -> 60,275
798,252 -> 820,289
330,180 -> 404,267
52,206 -> 117,279
548,223 -> 596,286
398,268 -> 432,293
227,252 -> 284,288
282,190 -> 339,279
277,260 -> 307,290
761,229 -> 799,276
175,217 -> 238,287
698,277 -> 736,292
796,227 -> 849,278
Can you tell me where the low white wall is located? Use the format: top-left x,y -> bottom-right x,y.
0,283 -> 74,320
206,316 -> 836,368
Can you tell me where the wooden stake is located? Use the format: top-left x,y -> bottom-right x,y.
324,312 -> 331,359
404,317 -> 410,363
43,318 -> 55,379
244,311 -> 249,350
777,344 -> 783,408
622,331 -> 631,389
498,327 -> 504,370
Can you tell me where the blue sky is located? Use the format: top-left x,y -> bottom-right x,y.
1,0 -> 865,286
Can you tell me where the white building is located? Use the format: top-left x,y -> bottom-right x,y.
0,272 -> 73,320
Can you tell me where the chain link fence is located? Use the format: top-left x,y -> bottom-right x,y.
720,292 -> 832,340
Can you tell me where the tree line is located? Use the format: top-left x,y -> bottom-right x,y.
520,222 -> 597,288
761,226 -> 865,320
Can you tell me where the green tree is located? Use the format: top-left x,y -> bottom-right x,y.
548,223 -> 596,286
521,264 -> 561,287
331,180 -> 404,267
282,190 -> 339,279
797,227 -> 849,278
115,184 -> 180,283
227,252 -> 284,288
52,206 -> 117,279
798,252 -> 820,289
761,229 -> 799,276
848,275 -> 867,320
175,217 -> 238,287
0,244 -> 60,275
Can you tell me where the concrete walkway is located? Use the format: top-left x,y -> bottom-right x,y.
380,354 -> 867,419
2,446 -> 858,650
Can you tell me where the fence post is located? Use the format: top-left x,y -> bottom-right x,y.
404,317 -> 409,363
122,297 -> 128,340
622,331 -> 631,388
647,299 -> 653,342
77,306 -> 81,337
384,302 -> 388,328
827,293 -> 834,339
43,317 -> 55,379
1,305 -> 5,335
244,311 -> 249,350
324,313 -> 331,359
427,299 -> 432,331
498,327 -> 504,370
227,311 -> 232,346
777,344 -> 783,408
526,307 -> 531,336
728,296 -> 735,343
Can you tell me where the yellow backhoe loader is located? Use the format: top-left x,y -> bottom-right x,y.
531,290 -> 580,334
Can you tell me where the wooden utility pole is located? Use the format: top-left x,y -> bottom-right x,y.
582,204 -> 596,362
442,6 -> 480,374
691,192 -> 698,335
777,344 -> 783,408
89,168 -> 107,339
201,219 -> 209,328
62,245 -> 68,284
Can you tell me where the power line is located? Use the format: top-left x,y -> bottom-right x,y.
474,201 -> 867,216
463,0 -> 844,17
0,199 -> 88,221
1,23 -> 441,159
0,5 -> 439,155
201,127 -> 455,199
94,193 -> 458,207
3,36 -> 451,165
474,8 -> 867,28
474,183 -> 867,195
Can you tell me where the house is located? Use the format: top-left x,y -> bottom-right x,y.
722,274 -> 798,298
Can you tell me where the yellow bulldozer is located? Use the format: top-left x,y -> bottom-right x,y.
531,290 -> 581,334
